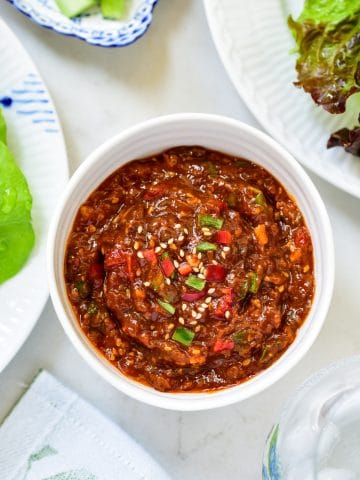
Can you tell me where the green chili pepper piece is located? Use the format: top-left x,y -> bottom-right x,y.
248,272 -> 259,294
239,278 -> 249,300
172,327 -> 195,346
232,330 -> 247,345
198,214 -> 224,230
185,275 -> 206,291
196,242 -> 218,252
254,192 -> 267,207
158,299 -> 175,315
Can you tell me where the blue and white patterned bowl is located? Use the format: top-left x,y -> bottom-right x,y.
7,0 -> 158,47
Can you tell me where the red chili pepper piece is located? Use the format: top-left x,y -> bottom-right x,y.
214,230 -> 232,245
143,184 -> 165,200
294,227 -> 310,248
205,264 -> 226,282
213,339 -> 235,352
143,249 -> 157,264
207,198 -> 227,214
104,248 -> 137,282
178,262 -> 192,276
181,291 -> 206,302
213,287 -> 233,317
104,248 -> 127,268
88,263 -> 104,288
126,253 -> 137,283
161,256 -> 175,277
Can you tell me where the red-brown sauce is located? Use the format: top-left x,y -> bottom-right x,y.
65,146 -> 314,392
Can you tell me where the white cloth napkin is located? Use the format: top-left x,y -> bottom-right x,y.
0,370 -> 171,480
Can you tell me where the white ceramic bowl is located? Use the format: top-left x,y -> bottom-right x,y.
47,113 -> 334,411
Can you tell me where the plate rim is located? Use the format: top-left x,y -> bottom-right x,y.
6,0 -> 158,48
203,0 -> 360,199
0,17 -> 69,373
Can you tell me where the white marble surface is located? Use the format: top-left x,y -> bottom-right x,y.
1,1 -> 360,479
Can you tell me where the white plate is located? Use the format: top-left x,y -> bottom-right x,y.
0,18 -> 68,372
204,0 -> 360,198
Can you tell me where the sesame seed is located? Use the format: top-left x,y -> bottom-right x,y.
192,247 -> 196,255
134,241 -> 140,250
197,252 -> 202,259
184,228 -> 189,235
174,260 -> 179,268
126,288 -> 131,297
180,249 -> 185,257
147,232 -> 152,240
136,268 -> 141,276
137,226 -> 143,234
208,288 -> 215,294
144,281 -> 150,287
221,251 -> 226,259
225,310 -> 231,319
202,227 -> 210,234
191,310 -> 197,318
278,285 -> 285,292
182,303 -> 187,311
168,323 -> 175,330
175,223 -> 181,229
204,231 -> 212,237
155,246 -> 161,253
198,273 -> 205,279
165,333 -> 170,340
205,296 -> 212,303
196,313 -> 202,320
164,346 -> 172,351
179,317 -> 185,325
189,320 -> 198,326
199,262 -> 204,269
212,260 -> 218,265
223,246 -> 230,252
193,268 -> 199,273
198,307 -> 205,313
195,325 -> 201,332
165,278 -> 171,285
168,238 -> 174,245
160,242 -> 167,249
178,234 -> 184,242
137,251 -> 144,259
201,303 -> 208,309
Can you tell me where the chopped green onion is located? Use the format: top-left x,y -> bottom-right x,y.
248,272 -> 260,294
238,279 -> 249,300
205,161 -> 218,176
260,346 -> 270,363
232,330 -> 247,345
227,192 -> 236,208
198,214 -> 224,229
196,242 -> 217,252
234,159 -> 250,168
254,192 -> 267,207
172,327 -> 195,346
87,301 -> 98,316
75,280 -> 90,299
185,275 -> 206,291
157,299 -> 175,315
161,252 -> 170,260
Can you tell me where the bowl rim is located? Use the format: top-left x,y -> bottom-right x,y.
47,113 -> 335,410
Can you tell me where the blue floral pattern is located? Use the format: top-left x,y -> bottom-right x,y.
262,425 -> 281,480
7,0 -> 158,47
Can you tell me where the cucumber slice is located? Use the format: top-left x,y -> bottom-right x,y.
100,0 -> 126,19
55,0 -> 97,18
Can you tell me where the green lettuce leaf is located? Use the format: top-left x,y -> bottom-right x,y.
288,0 -> 360,114
0,139 -> 35,284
